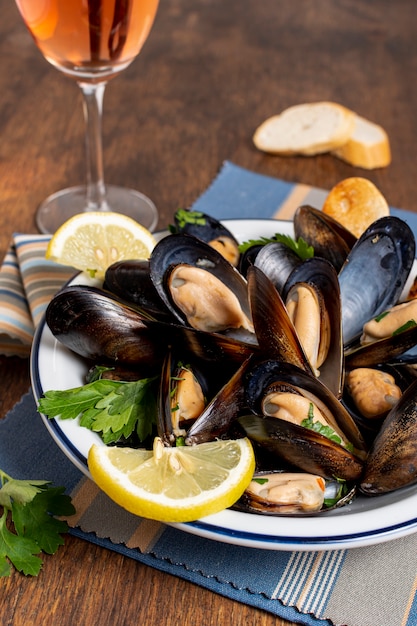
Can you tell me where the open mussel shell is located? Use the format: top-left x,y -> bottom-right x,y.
185,357 -> 254,445
238,413 -> 364,482
171,209 -> 240,266
234,470 -> 356,516
342,363 -> 415,446
157,349 -> 215,446
360,378 -> 417,495
104,259 -> 174,322
247,265 -> 314,376
282,256 -> 344,398
45,285 -> 168,370
345,324 -> 417,369
240,359 -> 366,480
293,205 -> 356,272
338,216 -> 416,346
149,233 -> 253,339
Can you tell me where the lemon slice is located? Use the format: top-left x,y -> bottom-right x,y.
88,437 -> 255,523
45,212 -> 157,278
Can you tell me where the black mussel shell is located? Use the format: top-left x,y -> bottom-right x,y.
244,359 -> 367,456
46,285 -> 168,370
185,357 -> 254,445
238,413 -> 364,481
239,243 -> 264,277
254,242 -> 302,295
282,256 -> 344,398
149,233 -> 252,331
360,378 -> 417,495
339,216 -> 415,346
104,259 -> 173,322
170,210 -> 240,265
293,205 -> 356,272
247,266 -> 314,375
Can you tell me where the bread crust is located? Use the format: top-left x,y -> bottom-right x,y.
322,177 -> 390,237
253,102 -> 356,156
331,114 -> 391,169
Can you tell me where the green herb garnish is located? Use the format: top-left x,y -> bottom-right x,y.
238,233 -> 314,260
374,310 -> 390,322
252,477 -> 269,485
392,319 -> 417,335
323,478 -> 350,508
169,208 -> 207,232
0,469 -> 75,577
301,403 -> 353,451
38,378 -> 158,444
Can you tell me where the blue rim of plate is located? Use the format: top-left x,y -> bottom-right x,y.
29,218 -> 417,551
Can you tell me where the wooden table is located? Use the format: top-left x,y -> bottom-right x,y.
2,1 -> 417,623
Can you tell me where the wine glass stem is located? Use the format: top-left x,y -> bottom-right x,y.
79,81 -> 109,212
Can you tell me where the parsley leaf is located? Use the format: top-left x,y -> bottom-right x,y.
12,487 -> 72,554
392,319 -> 417,335
0,469 -> 75,577
169,208 -> 207,232
301,403 -> 353,451
323,479 -> 350,509
238,233 -> 314,260
38,377 -> 158,444
0,511 -> 42,576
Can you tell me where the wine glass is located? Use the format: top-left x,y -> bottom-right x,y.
14,0 -> 159,234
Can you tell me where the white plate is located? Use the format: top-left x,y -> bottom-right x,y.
30,218 -> 417,551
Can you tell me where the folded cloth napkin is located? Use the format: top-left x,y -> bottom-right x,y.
0,234 -> 74,356
2,161 -> 417,626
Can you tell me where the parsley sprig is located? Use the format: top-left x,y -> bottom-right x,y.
168,208 -> 207,233
238,233 -> 314,259
0,469 -> 75,577
38,377 -> 158,444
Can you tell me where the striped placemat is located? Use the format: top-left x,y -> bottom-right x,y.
3,389 -> 417,626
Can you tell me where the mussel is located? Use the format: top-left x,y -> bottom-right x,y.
170,208 -> 240,266
45,285 -> 168,371
338,216 -> 415,346
360,378 -> 417,495
235,470 -> 356,515
239,359 -> 366,481
293,205 -> 357,272
252,241 -> 302,294
247,261 -> 343,398
282,256 -> 343,397
149,233 -> 255,341
157,350 -> 212,446
104,259 -> 174,322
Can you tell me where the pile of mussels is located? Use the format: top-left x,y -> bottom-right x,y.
45,206 -> 417,516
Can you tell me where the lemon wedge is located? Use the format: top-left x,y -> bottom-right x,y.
88,437 -> 255,523
45,211 -> 157,278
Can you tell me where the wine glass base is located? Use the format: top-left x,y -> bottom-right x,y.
35,185 -> 159,234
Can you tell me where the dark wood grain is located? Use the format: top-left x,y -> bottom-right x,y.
1,1 -> 417,623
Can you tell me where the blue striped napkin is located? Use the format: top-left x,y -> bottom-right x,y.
0,234 -> 74,356
2,161 -> 417,626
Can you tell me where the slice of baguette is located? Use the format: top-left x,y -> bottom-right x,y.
331,114 -> 391,169
322,176 -> 390,237
253,102 -> 356,156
